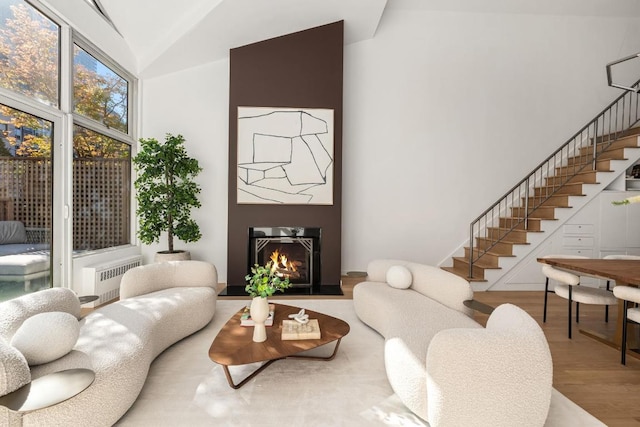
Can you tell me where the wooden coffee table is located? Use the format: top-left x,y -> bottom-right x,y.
208,303 -> 350,389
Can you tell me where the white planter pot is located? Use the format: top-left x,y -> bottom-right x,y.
154,250 -> 191,263
250,296 -> 269,342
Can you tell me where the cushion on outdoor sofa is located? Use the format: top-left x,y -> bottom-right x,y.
0,221 -> 27,245
0,253 -> 50,276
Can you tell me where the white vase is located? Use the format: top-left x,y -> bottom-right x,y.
250,296 -> 269,342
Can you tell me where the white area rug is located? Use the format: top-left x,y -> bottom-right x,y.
115,299 -> 604,426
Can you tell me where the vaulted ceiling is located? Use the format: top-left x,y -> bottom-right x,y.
96,0 -> 387,78
47,0 -> 640,79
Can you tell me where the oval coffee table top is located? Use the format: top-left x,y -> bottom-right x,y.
209,303 -> 350,366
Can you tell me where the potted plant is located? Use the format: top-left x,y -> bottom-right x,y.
245,262 -> 291,342
133,133 -> 202,262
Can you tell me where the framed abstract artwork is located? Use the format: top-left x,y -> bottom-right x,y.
237,106 -> 334,205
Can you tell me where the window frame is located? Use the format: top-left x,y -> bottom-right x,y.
70,33 -> 137,258
71,33 -> 135,138
0,0 -> 138,292
0,85 -> 64,287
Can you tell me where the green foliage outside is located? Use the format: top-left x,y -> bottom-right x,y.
133,134 -> 202,252
0,3 -> 128,158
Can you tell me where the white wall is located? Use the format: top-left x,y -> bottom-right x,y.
141,7 -> 640,282
140,61 -> 229,271
341,8 -> 640,272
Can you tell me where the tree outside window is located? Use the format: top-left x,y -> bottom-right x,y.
0,0 -> 133,255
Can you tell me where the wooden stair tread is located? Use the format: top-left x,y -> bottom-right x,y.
466,247 -> 515,258
453,256 -> 500,270
523,203 -> 574,208
441,266 -> 487,283
529,190 -> 587,194
501,216 -> 554,221
594,126 -> 640,142
588,135 -> 640,151
476,236 -> 530,245
492,227 -> 544,233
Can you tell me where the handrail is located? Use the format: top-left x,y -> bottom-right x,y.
468,77 -> 640,278
607,53 -> 640,93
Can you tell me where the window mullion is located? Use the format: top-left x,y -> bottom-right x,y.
72,113 -> 134,145
59,23 -> 73,114
56,20 -> 73,287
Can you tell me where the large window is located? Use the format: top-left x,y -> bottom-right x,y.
0,0 -> 59,107
73,45 -> 128,133
0,103 -> 53,300
72,43 -> 132,254
0,0 -> 136,300
73,125 -> 130,252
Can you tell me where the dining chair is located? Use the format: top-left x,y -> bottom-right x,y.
601,255 -> 640,322
540,254 -> 618,339
612,285 -> 640,365
613,285 -> 640,365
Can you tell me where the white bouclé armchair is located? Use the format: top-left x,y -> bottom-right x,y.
354,259 -> 553,426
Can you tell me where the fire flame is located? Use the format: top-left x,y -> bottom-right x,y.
270,249 -> 299,278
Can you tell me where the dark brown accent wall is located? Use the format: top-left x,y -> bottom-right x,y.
227,21 -> 343,291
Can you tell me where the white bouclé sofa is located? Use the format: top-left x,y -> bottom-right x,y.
353,259 -> 553,427
0,260 -> 217,426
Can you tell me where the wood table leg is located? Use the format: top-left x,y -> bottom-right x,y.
220,338 -> 343,389
579,298 -> 640,361
221,359 -> 279,389
288,338 -> 343,361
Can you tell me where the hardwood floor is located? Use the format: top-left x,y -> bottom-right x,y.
471,291 -> 640,427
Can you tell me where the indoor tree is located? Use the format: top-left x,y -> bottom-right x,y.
133,133 -> 202,254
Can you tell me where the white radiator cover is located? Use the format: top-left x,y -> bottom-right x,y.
81,256 -> 142,306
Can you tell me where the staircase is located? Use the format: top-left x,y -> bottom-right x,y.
443,79 -> 640,288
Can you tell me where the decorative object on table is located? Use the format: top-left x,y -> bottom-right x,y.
249,297 -> 269,342
245,262 -> 291,342
288,308 -> 309,324
281,318 -> 321,340
208,303 -> 350,389
133,133 -> 202,262
240,304 -> 275,327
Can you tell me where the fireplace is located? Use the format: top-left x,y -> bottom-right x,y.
249,227 -> 321,293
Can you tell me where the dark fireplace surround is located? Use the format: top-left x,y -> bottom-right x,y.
224,21 -> 344,296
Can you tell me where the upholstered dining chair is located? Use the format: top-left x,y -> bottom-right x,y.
612,285 -> 640,365
601,255 -> 640,322
540,254 -> 618,339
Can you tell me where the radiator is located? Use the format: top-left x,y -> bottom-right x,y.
82,256 -> 142,306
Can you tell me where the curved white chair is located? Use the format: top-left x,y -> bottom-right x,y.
613,285 -> 640,365
602,255 -> 640,260
541,254 -> 584,325
601,255 -> 640,321
540,255 -> 617,339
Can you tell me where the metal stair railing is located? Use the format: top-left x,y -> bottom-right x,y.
468,77 -> 640,279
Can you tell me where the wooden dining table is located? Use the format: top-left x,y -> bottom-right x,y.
537,257 -> 640,352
